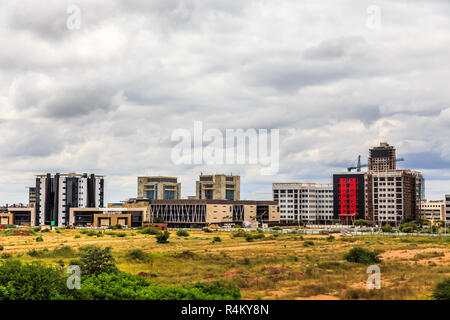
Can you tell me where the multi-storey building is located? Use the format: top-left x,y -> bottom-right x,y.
445,194 -> 450,224
368,142 -> 397,171
273,183 -> 333,223
366,170 -> 423,226
28,187 -> 37,206
333,173 -> 366,223
196,174 -> 240,201
137,176 -> 180,200
420,200 -> 445,222
35,173 -> 104,227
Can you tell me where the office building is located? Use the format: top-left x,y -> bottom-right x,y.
273,183 -> 333,223
366,170 -> 423,225
28,187 -> 37,206
420,200 -> 445,221
196,174 -> 240,200
333,172 -> 366,223
36,173 -> 104,227
0,205 -> 36,226
137,176 -> 180,200
69,207 -> 149,227
445,194 -> 450,224
368,142 -> 397,171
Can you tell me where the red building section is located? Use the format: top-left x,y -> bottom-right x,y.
337,177 -> 359,221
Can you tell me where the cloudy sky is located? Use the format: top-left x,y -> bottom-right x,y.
1,0 -> 450,205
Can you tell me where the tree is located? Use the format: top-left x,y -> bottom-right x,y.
344,247 -> 381,265
354,219 -> 369,227
381,224 -> 393,233
78,246 -> 119,276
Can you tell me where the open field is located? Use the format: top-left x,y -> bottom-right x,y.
1,228 -> 449,300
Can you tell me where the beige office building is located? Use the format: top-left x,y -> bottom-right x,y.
196,174 -> 240,200
420,200 -> 445,221
137,176 -> 180,200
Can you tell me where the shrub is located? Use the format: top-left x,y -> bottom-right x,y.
78,246 -> 119,276
327,235 -> 335,241
176,230 -> 189,237
155,231 -> 170,243
41,228 -> 50,233
139,227 -> 160,235
110,224 -> 123,230
125,249 -> 152,263
0,246 -> 3,251
74,234 -> 81,239
27,248 -> 49,258
271,226 -> 282,231
33,227 -> 40,232
35,236 -> 44,242
212,236 -> 222,243
344,247 -> 381,265
354,219 -> 369,227
115,232 -> 126,238
0,260 -> 82,300
52,246 -> 77,258
432,277 -> 450,300
303,240 -> 314,247
6,224 -> 16,229
381,225 -> 393,233
1,253 -> 11,259
399,221 -> 419,233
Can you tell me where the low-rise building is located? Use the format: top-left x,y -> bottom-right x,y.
0,206 -> 36,226
69,207 -> 149,227
420,200 -> 445,222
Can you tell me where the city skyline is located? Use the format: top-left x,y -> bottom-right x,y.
1,1 -> 450,205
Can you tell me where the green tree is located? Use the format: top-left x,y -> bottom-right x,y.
155,230 -> 170,243
432,277 -> 450,300
78,246 -> 119,276
344,247 -> 381,265
354,219 -> 369,227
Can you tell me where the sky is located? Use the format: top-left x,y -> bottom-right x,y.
1,0 -> 450,205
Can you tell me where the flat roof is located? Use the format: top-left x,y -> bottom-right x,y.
149,199 -> 277,205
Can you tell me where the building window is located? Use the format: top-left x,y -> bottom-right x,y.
226,190 -> 234,201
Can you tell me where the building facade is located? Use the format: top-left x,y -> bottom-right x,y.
366,170 -> 423,226
196,174 -> 240,200
333,173 -> 366,223
445,194 -> 450,224
28,187 -> 37,206
0,205 -> 36,226
368,142 -> 397,171
420,200 -> 445,222
69,207 -> 149,227
273,183 -> 333,223
36,173 -> 104,227
137,176 -> 180,200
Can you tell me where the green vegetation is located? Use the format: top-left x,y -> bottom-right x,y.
78,246 -> 119,276
432,278 -> 450,300
139,227 -> 160,235
176,230 -> 189,237
354,219 -> 369,227
381,225 -> 393,233
125,249 -> 152,263
155,230 -> 170,243
399,221 -> 419,233
344,247 -> 381,265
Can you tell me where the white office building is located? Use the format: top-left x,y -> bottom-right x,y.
273,182 -> 333,223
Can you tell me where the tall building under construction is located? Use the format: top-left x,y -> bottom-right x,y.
368,142 -> 397,171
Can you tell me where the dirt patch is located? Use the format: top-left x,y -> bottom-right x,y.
295,294 -> 340,300
381,247 -> 449,265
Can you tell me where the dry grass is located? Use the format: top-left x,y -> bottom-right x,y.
0,229 -> 449,300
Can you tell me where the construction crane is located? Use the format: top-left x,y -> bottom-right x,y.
347,155 -> 405,172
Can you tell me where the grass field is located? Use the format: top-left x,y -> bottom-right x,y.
1,228 -> 449,300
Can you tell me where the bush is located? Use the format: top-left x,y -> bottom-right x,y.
212,236 -> 222,243
155,231 -> 170,243
303,240 -> 314,247
74,234 -> 81,239
0,260 -> 82,300
354,219 -> 369,227
78,246 -> 119,276
432,277 -> 450,300
41,228 -> 50,233
176,230 -> 189,237
381,225 -> 393,233
0,246 -> 3,251
1,253 -> 11,259
327,235 -> 335,241
399,221 -> 419,233
35,236 -> 43,242
271,226 -> 282,231
139,227 -> 160,235
110,224 -> 123,230
344,247 -> 381,265
6,224 -> 16,229
33,227 -> 40,232
125,249 -> 152,263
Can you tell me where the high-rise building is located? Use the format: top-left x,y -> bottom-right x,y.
137,176 -> 180,200
273,183 -> 333,223
196,174 -> 240,200
366,170 -> 423,225
36,173 -> 104,227
333,172 -> 366,223
368,142 -> 396,171
420,200 -> 445,222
